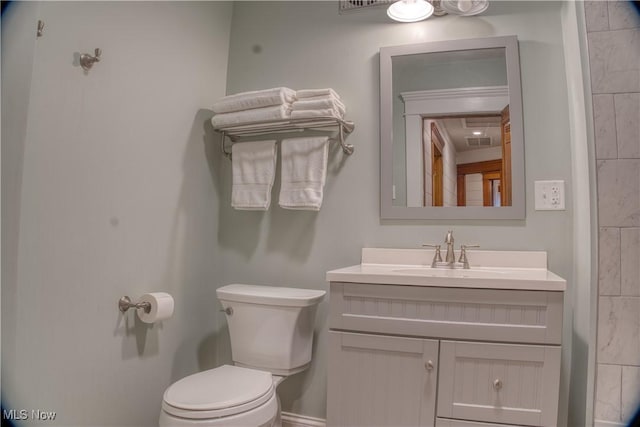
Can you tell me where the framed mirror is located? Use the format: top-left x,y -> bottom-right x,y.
380,36 -> 525,220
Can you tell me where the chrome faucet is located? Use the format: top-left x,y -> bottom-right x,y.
423,230 -> 479,269
444,230 -> 455,265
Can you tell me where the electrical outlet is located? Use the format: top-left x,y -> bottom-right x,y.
534,180 -> 565,210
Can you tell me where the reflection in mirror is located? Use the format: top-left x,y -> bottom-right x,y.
380,36 -> 524,219
407,111 -> 512,208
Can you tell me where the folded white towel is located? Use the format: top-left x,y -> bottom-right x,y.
279,136 -> 329,211
296,88 -> 340,100
295,93 -> 344,104
292,98 -> 346,115
213,87 -> 296,114
212,105 -> 291,128
231,140 -> 277,210
291,109 -> 343,120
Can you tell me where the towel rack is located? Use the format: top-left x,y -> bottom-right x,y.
215,117 -> 355,159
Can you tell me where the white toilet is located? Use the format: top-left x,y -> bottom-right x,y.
159,284 -> 325,427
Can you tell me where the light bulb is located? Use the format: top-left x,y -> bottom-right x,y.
387,0 -> 435,22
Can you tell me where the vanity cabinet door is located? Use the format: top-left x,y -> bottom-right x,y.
327,331 -> 439,427
437,341 -> 561,427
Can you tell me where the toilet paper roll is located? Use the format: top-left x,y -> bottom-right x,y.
136,292 -> 174,324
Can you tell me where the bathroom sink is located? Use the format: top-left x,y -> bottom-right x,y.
391,267 -> 508,278
326,248 -> 566,291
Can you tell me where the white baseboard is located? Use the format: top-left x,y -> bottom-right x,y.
594,420 -> 625,427
281,411 -> 326,427
283,415 -> 626,427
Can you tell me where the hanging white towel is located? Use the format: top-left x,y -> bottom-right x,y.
296,88 -> 340,100
211,105 -> 291,129
231,140 -> 277,210
279,137 -> 329,211
292,98 -> 346,116
213,87 -> 296,114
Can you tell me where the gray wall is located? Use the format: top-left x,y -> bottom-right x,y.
223,1 -> 575,421
1,2 -> 232,425
1,0 -> 40,408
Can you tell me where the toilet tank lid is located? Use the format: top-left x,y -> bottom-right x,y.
217,284 -> 325,307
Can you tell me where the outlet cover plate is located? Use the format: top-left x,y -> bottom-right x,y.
534,180 -> 565,210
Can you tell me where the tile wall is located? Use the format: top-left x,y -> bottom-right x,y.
586,1 -> 640,424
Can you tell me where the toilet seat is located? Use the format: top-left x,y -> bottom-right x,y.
162,365 -> 275,420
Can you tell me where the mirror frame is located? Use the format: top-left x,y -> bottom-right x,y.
380,36 -> 525,220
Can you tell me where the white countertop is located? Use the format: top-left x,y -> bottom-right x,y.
326,248 -> 567,291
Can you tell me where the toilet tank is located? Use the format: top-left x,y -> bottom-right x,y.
216,284 -> 325,376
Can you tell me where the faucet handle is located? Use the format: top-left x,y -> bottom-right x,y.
459,243 -> 480,250
458,244 -> 480,269
422,244 -> 442,267
422,244 -> 442,259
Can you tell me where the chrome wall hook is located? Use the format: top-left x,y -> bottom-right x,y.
80,48 -> 102,71
118,296 -> 151,314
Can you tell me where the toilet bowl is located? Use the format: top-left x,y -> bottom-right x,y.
159,284 -> 325,427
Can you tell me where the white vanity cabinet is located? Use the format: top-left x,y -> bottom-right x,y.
326,249 -> 566,427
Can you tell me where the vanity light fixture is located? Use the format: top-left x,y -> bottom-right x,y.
387,0 -> 434,22
440,0 -> 489,16
386,0 -> 489,22
472,131 -> 482,135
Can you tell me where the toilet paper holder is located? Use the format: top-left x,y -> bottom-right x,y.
118,296 -> 151,314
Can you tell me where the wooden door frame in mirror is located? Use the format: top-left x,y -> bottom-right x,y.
380,35 -> 525,220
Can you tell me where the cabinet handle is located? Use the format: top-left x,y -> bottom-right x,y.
425,360 -> 434,371
493,379 -> 503,391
